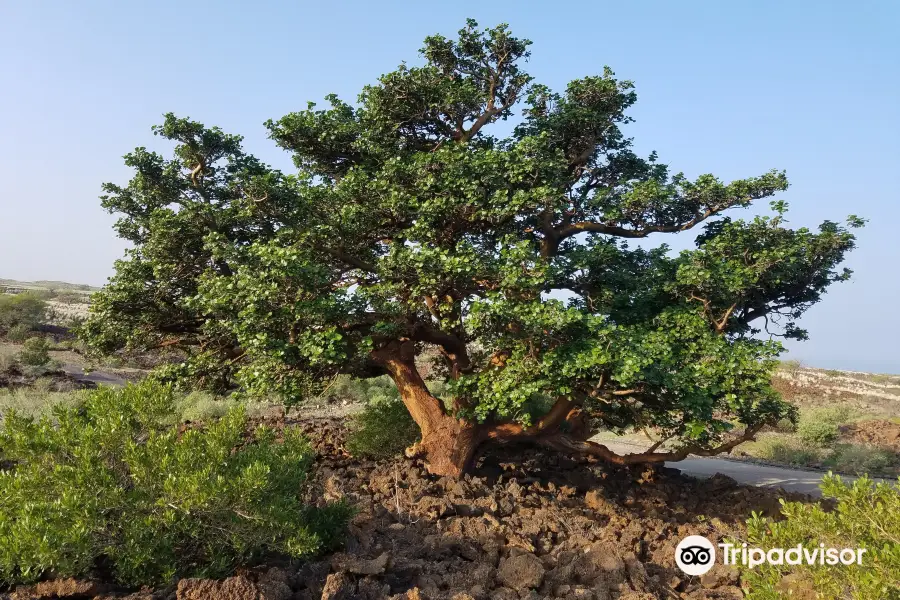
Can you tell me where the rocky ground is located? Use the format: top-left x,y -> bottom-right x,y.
3,416 -> 817,600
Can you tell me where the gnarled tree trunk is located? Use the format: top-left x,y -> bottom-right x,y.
372,342 -> 766,478
373,342 -> 481,477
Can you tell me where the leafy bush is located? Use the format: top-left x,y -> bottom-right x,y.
797,419 -> 840,447
16,337 -> 51,367
173,391 -> 271,424
812,405 -> 856,425
745,435 -> 821,466
772,417 -> 796,434
0,381 -> 350,586
0,293 -> 47,331
0,352 -> 16,375
779,359 -> 804,375
317,374 -> 400,405
796,406 -> 855,447
347,398 -> 419,459
53,292 -> 86,305
826,444 -> 900,476
5,324 -> 31,343
743,474 -> 900,599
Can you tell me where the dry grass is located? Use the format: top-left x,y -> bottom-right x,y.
0,382 -> 85,419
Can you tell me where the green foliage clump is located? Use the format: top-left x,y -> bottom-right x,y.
0,293 -> 46,332
318,375 -> 400,405
5,324 -> 32,343
779,359 -> 804,375
53,292 -> 86,305
0,381 -> 350,586
172,390 -> 271,424
0,353 -> 15,375
16,337 -> 52,367
797,420 -> 840,447
797,406 -> 854,447
826,444 -> 900,476
743,474 -> 900,599
813,406 -> 855,424
347,399 -> 419,459
748,435 -> 822,466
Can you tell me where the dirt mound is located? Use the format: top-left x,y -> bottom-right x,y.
0,367 -> 91,392
840,419 -> 900,451
4,417 -> 816,600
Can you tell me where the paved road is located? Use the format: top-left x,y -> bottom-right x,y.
597,438 -> 888,497
60,365 -> 129,387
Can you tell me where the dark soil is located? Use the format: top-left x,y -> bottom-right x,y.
0,366 -> 93,391
4,416 -> 817,600
840,419 -> 900,452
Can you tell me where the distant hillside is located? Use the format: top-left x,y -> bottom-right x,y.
0,278 -> 98,292
774,363 -> 900,417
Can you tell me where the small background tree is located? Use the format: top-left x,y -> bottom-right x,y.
17,337 -> 51,368
0,293 -> 47,334
81,21 -> 862,476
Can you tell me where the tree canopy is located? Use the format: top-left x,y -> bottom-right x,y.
81,20 -> 863,476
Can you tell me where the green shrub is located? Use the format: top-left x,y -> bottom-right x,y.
796,406 -> 855,447
742,474 -> 900,599
0,353 -> 16,375
772,417 -> 796,433
0,293 -> 47,331
0,381 -> 350,586
346,398 -> 419,459
826,444 -> 900,476
16,337 -> 51,367
811,405 -> 856,425
746,435 -> 821,466
797,419 -> 840,447
5,324 -> 31,343
174,391 -> 271,424
317,374 -> 400,405
53,292 -> 85,305
779,359 -> 803,375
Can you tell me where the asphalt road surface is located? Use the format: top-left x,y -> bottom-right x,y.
60,365 -> 129,387
597,438 -> 888,497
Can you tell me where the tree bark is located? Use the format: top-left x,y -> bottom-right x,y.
373,341 -> 481,477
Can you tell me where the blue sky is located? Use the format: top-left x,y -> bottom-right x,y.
1,1 -> 897,372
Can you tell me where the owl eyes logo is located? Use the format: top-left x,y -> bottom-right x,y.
675,535 -> 717,575
679,545 -> 712,565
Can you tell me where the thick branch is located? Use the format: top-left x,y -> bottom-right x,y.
486,397 -> 575,440
537,422 -> 766,465
323,247 -> 376,273
556,209 -> 715,242
410,323 -> 472,374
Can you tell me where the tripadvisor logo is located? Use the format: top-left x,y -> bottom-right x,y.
675,535 -> 867,575
675,535 -> 716,576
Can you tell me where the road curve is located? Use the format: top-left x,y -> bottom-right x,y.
597,438 -> 890,497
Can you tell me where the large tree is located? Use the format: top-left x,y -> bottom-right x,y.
82,21 -> 862,476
